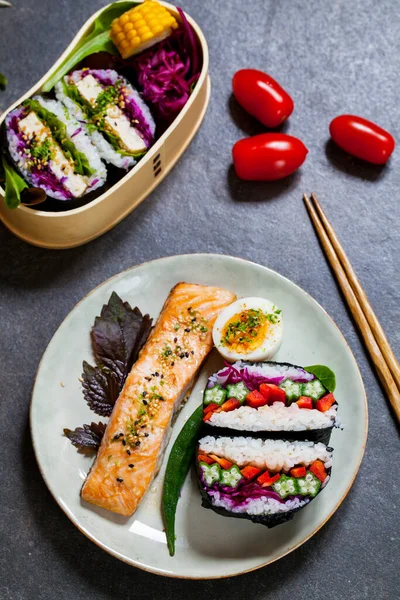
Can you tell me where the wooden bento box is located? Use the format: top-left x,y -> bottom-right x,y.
0,1 -> 210,249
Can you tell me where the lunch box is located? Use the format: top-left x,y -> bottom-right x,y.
0,1 -> 210,249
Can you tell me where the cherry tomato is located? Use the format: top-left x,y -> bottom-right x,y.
232,133 -> 308,181
329,115 -> 395,165
232,69 -> 294,128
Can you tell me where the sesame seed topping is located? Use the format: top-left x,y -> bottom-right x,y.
128,464 -> 134,468
116,478 -> 123,482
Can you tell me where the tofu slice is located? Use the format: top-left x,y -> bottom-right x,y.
18,111 -> 87,197
75,74 -> 147,154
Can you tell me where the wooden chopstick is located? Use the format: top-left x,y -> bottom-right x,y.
303,193 -> 400,422
311,192 -> 400,391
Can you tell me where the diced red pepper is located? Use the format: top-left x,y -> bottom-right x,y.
257,470 -> 281,487
203,402 -> 220,415
198,454 -> 215,465
240,465 -> 262,480
245,390 -> 268,408
310,459 -> 327,482
217,398 -> 241,413
316,393 -> 336,412
296,396 -> 313,410
290,466 -> 307,478
259,383 -> 271,402
203,412 -> 213,422
209,454 -> 233,470
259,383 -> 286,404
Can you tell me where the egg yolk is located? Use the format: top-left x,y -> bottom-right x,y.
221,308 -> 269,354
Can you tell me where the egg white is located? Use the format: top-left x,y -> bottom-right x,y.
212,297 -> 283,363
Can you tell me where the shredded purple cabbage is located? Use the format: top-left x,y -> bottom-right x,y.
206,478 -> 287,509
132,9 -> 201,121
71,127 -> 82,138
31,167 -> 73,199
207,361 -> 315,390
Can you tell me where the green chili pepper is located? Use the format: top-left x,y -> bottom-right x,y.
162,404 -> 203,557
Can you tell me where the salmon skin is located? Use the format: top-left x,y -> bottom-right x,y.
81,282 -> 236,516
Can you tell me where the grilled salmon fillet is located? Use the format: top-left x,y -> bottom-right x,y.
81,282 -> 236,516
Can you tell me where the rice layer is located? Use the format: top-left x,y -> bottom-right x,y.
198,436 -> 333,472
209,402 -> 337,431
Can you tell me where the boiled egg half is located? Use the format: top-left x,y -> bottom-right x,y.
213,297 -> 283,362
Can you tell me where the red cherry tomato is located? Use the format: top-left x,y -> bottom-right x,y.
329,115 -> 395,165
232,133 -> 308,181
232,69 -> 294,128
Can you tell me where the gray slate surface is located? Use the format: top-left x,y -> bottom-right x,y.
1,1 -> 399,598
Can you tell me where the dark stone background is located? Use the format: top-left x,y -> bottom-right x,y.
0,1 -> 399,598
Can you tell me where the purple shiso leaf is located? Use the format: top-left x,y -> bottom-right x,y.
71,127 -> 82,138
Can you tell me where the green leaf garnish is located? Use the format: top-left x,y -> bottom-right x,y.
0,72 -> 7,91
42,1 -> 138,92
304,365 -> 336,393
1,156 -> 28,209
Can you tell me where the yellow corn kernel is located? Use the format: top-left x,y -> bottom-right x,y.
141,32 -> 154,42
111,1 -> 179,59
112,23 -> 122,34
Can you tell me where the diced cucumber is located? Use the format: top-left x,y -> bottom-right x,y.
279,379 -> 304,404
203,384 -> 227,406
200,462 -> 221,485
272,474 -> 299,498
221,465 -> 242,488
296,472 -> 321,498
302,379 -> 326,401
226,381 -> 250,404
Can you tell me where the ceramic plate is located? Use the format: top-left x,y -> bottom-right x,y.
30,254 -> 368,578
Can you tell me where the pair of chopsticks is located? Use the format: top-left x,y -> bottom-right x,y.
303,192 -> 400,423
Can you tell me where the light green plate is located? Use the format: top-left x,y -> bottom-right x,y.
30,254 -> 368,578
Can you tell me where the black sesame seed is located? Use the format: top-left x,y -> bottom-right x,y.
126,449 -> 131,455
116,478 -> 123,482
155,372 -> 159,377
135,441 -> 141,446
179,353 -> 185,359
122,439 -> 126,446
145,377 -> 151,381
185,352 -> 189,358
159,396 -> 164,402
171,361 -> 175,366
142,391 -> 147,397
144,433 -> 149,437
141,425 -> 146,428
143,400 -> 148,405
134,420 -> 139,425
160,374 -> 164,379
119,433 -> 124,438
128,464 -> 134,468
185,328 -> 190,333
188,307 -> 192,311
174,337 -> 177,343
191,318 -> 196,322
191,350 -> 194,355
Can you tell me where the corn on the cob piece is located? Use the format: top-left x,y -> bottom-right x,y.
111,0 -> 179,59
